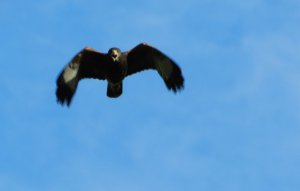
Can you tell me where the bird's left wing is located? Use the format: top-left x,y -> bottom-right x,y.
126,43 -> 184,92
56,47 -> 109,106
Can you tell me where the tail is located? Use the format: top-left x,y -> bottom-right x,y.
107,81 -> 122,98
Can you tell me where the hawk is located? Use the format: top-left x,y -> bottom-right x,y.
56,43 -> 184,106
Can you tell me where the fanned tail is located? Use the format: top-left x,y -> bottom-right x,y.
107,82 -> 122,98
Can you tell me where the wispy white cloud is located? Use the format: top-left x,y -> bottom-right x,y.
224,34 -> 300,105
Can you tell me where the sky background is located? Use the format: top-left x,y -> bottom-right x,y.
1,0 -> 300,190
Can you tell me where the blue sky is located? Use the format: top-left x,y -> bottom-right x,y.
1,0 -> 300,190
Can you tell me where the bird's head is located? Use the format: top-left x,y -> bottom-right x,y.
108,48 -> 122,62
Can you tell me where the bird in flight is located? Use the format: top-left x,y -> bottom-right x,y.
56,43 -> 184,106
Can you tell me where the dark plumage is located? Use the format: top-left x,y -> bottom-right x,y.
56,43 -> 184,106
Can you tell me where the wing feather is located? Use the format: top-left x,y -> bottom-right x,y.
56,47 -> 109,106
126,43 -> 184,92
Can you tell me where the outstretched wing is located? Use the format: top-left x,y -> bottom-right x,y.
126,43 -> 184,92
56,47 -> 109,106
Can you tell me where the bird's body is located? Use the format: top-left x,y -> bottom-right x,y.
56,43 -> 184,106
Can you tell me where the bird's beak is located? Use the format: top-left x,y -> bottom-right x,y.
112,55 -> 117,61
111,50 -> 118,61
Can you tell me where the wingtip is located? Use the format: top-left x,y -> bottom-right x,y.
56,85 -> 73,107
168,83 -> 184,94
165,69 -> 184,94
56,97 -> 71,107
56,99 -> 64,106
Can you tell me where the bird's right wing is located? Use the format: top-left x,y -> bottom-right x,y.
56,47 -> 109,106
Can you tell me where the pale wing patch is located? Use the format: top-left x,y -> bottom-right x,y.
62,53 -> 82,83
155,56 -> 173,79
63,62 -> 80,83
